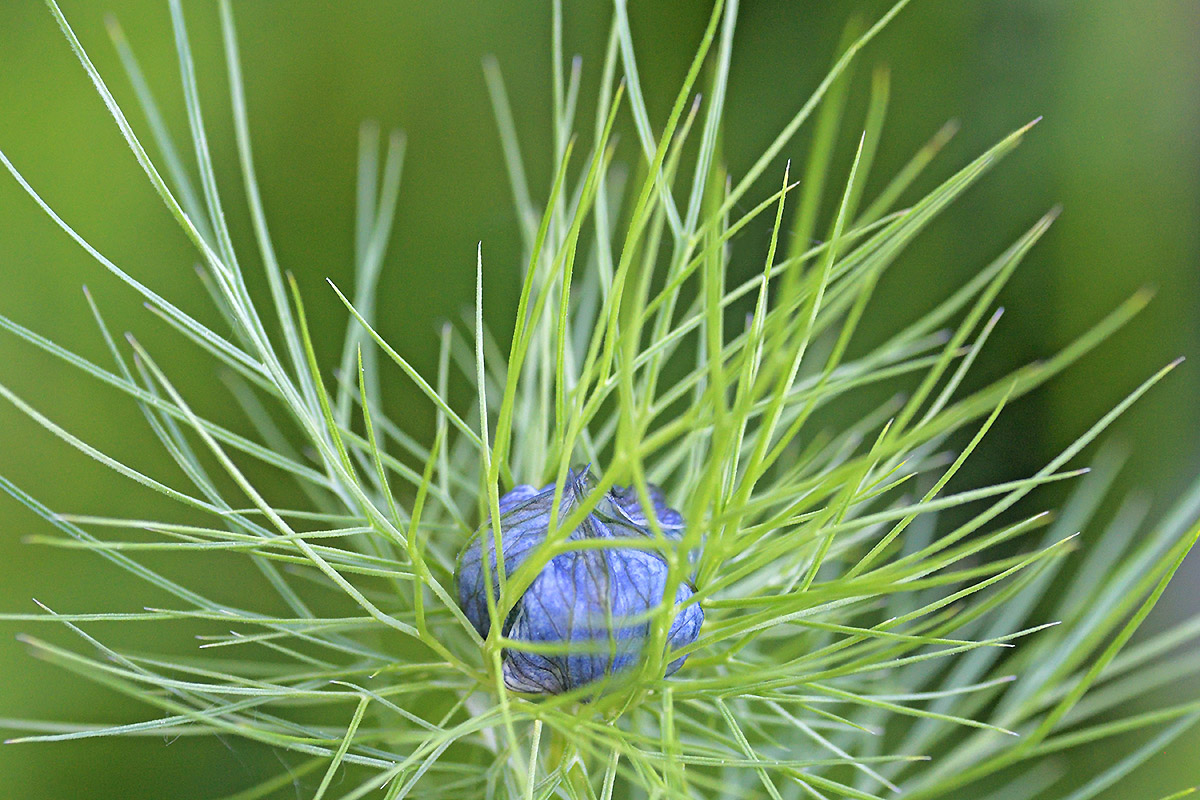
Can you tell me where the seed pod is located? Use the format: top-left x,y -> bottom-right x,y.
456,467 -> 703,694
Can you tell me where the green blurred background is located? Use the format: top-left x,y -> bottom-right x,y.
0,0 -> 1197,796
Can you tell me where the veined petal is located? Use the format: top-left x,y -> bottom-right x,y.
609,483 -> 685,534
455,466 -> 703,693
456,469 -> 594,637
501,547 -> 702,694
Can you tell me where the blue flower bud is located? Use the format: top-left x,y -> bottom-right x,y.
455,467 -> 703,694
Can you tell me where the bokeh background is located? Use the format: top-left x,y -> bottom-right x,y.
0,0 -> 1197,796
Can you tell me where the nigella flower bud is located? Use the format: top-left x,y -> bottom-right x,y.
455,467 -> 703,694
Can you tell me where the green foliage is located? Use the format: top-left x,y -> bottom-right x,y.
1,0 -> 1198,797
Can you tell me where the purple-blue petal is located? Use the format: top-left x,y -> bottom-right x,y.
454,467 -> 702,693
609,483 -> 685,534
456,473 -> 592,637
501,548 -> 702,694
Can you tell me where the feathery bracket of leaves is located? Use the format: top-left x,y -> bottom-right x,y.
0,0 -> 1197,798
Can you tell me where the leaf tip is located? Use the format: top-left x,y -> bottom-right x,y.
1021,115 -> 1044,134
